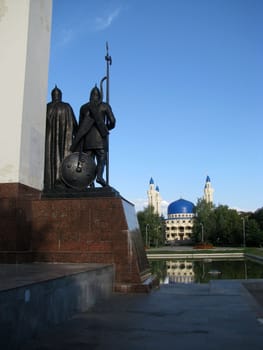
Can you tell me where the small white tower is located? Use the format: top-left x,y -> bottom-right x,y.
204,176 -> 214,203
147,178 -> 162,215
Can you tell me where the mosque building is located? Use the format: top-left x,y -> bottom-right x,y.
165,198 -> 195,242
147,176 -> 214,244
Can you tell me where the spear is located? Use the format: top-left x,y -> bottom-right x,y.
105,41 -> 112,185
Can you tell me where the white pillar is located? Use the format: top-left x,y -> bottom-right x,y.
0,0 -> 52,190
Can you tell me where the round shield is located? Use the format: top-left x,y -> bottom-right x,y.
61,152 -> 96,190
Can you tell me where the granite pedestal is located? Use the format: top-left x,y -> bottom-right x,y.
0,183 -> 156,292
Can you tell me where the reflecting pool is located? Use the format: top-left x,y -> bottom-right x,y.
149,258 -> 263,284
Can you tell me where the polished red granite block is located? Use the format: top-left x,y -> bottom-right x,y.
0,185 -> 153,292
0,183 -> 41,200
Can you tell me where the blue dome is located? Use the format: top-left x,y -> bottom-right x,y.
168,199 -> 195,215
149,177 -> 154,185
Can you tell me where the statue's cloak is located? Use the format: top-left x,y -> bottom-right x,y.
44,101 -> 78,190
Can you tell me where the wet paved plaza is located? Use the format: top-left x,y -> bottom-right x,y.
22,279 -> 263,350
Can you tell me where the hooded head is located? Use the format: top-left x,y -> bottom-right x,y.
89,86 -> 101,105
51,85 -> 62,102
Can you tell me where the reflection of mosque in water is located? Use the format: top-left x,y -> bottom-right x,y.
165,260 -> 195,284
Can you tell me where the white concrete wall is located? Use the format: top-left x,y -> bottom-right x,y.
0,0 -> 52,189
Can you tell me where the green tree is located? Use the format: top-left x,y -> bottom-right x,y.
245,219 -> 263,247
192,198 -> 215,243
251,207 -> 263,231
137,206 -> 165,247
227,208 -> 243,245
214,206 -> 242,245
193,200 -> 243,245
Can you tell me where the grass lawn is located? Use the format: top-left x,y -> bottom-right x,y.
146,247 -> 245,255
245,247 -> 263,257
146,247 -> 263,257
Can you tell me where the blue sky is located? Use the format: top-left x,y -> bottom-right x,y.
48,0 -> 263,214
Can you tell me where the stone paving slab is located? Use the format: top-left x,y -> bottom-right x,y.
21,279 -> 263,350
243,281 -> 263,310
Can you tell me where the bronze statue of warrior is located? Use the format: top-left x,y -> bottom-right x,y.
70,85 -> 116,187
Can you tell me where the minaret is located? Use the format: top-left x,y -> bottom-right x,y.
204,176 -> 214,203
147,178 -> 162,215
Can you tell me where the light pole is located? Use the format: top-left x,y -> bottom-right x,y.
200,223 -> 204,243
241,217 -> 246,248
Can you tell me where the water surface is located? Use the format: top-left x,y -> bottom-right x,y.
149,258 -> 263,284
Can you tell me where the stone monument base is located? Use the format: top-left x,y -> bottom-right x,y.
0,183 -> 158,292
